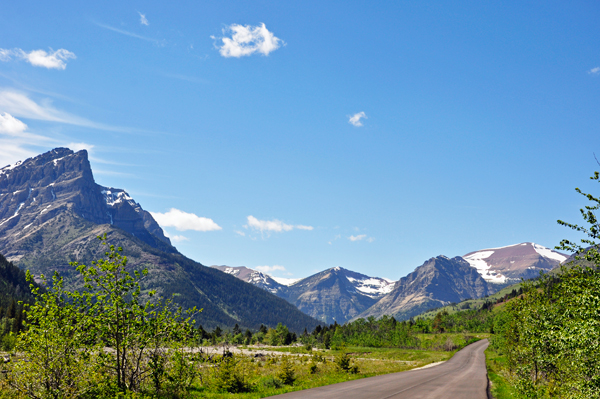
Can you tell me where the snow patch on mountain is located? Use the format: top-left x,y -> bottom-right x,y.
463,250 -> 507,284
347,276 -> 396,298
271,276 -> 300,286
101,188 -> 141,211
532,243 -> 568,262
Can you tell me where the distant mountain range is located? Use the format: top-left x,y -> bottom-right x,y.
212,265 -> 394,324
214,242 -> 568,322
0,148 -> 320,332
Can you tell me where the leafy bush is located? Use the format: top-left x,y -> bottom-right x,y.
212,357 -> 251,393
261,375 -> 283,389
277,356 -> 296,385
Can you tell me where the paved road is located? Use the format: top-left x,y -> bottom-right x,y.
274,339 -> 490,399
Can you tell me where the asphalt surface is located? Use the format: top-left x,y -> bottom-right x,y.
273,338 -> 490,399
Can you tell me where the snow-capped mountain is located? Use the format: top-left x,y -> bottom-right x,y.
213,265 -> 396,323
211,266 -> 288,295
463,242 -> 568,284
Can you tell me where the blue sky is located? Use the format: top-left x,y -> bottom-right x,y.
1,1 -> 599,281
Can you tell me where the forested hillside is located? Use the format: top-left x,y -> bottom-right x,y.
0,253 -> 36,349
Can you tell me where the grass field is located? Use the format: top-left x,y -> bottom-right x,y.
189,347 -> 455,398
485,346 -> 521,399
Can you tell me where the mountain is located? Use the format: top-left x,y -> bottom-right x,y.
0,148 -> 320,332
356,256 -> 491,321
463,242 -> 568,284
212,266 -> 288,295
213,265 -> 394,324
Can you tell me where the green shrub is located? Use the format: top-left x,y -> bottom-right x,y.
261,376 -> 283,389
277,357 -> 296,385
212,357 -> 251,393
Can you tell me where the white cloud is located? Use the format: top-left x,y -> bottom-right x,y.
138,12 -> 149,26
348,234 -> 367,241
0,112 -> 55,167
171,235 -> 189,242
234,230 -> 246,236
0,48 -> 76,70
589,67 -> 600,75
150,208 -> 222,231
348,234 -> 375,242
65,142 -> 94,152
255,265 -> 286,273
247,215 -> 293,232
349,112 -> 367,127
245,215 -> 313,233
213,23 -> 284,58
0,112 -> 27,135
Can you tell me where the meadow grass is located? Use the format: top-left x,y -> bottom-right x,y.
485,346 -> 521,399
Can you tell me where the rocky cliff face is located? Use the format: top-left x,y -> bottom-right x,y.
0,148 -> 320,332
357,256 -> 491,321
0,148 -> 172,264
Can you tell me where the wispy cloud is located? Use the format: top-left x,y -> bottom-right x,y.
0,90 -> 135,132
349,112 -> 367,127
245,215 -> 313,234
328,234 -> 341,245
347,234 -> 375,242
0,48 -> 76,70
588,67 -> 600,75
138,12 -> 149,26
150,208 -> 222,232
212,23 -> 284,58
255,265 -> 286,273
349,234 -> 367,241
95,22 -> 163,45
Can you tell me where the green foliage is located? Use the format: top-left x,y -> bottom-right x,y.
261,375 -> 283,389
277,356 -> 296,385
212,357 -> 251,393
335,352 -> 358,374
9,271 -> 95,398
5,236 -> 200,398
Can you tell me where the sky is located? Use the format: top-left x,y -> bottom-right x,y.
1,1 -> 599,281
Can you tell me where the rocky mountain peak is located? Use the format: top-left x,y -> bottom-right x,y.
356,255 -> 491,321
0,148 -> 173,263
